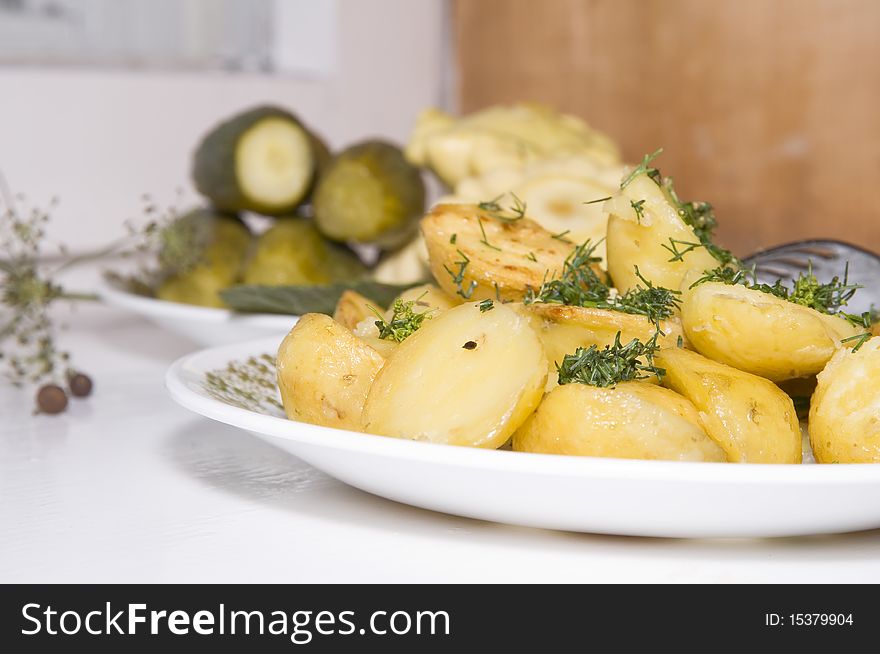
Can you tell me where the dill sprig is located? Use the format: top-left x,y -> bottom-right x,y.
477,299 -> 494,312
477,193 -> 527,222
556,332 -> 665,387
371,298 -> 434,342
0,188 -> 97,388
443,249 -> 477,299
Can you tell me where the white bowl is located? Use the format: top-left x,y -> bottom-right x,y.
166,337 -> 880,538
100,279 -> 297,347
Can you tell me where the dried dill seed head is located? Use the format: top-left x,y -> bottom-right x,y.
0,188 -> 87,392
203,353 -> 283,414
556,332 -> 664,388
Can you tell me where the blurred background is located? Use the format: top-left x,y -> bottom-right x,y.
1,0 -> 878,255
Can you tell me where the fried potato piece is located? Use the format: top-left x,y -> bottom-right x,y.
422,203 -> 604,302
656,347 -> 802,463
680,281 -> 860,381
809,336 -> 880,463
513,381 -> 726,462
276,313 -> 384,430
605,173 -> 718,294
361,302 -> 547,448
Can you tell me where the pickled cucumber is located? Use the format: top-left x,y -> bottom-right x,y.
156,209 -> 251,308
313,140 -> 425,247
192,106 -> 321,215
242,218 -> 366,286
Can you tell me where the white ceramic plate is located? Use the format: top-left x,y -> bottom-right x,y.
100,279 -> 296,347
166,337 -> 880,538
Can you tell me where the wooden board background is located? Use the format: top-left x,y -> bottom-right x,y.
453,0 -> 880,255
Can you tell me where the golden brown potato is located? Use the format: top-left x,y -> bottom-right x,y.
513,381 -> 725,461
605,174 -> 718,294
680,281 -> 860,381
809,337 -> 880,463
421,203 -> 604,302
333,290 -> 380,330
656,347 -> 802,463
276,313 -> 384,431
510,302 -> 685,385
361,302 -> 547,448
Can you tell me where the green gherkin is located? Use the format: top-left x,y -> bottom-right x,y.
313,140 -> 425,248
243,218 -> 367,286
192,105 -> 324,215
156,208 -> 252,308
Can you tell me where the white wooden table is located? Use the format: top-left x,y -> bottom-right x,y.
3,296 -> 880,583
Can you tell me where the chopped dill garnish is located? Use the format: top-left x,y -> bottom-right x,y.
620,148 -> 664,189
525,240 -> 608,307
551,230 -> 572,243
450,233 -> 457,244
662,178 -> 738,267
661,237 -> 702,263
841,331 -> 871,353
477,299 -> 494,312
613,267 -> 682,325
477,218 -> 501,251
203,353 -> 283,414
443,249 -> 477,299
477,192 -> 527,222
372,298 -> 434,342
584,196 -> 612,205
556,332 -> 665,387
692,263 -> 859,312
631,199 -> 646,223
526,242 -> 679,328
525,251 -> 538,262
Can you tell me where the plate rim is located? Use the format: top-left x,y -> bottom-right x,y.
165,336 -> 880,485
100,277 -> 297,327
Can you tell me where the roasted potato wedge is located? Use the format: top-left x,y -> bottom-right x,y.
333,290 -> 380,330
361,302 -> 547,448
276,313 -> 384,431
422,203 -> 604,302
809,337 -> 880,463
680,281 -> 860,381
511,302 -> 684,384
605,173 -> 718,293
656,347 -> 802,463
513,381 -> 726,461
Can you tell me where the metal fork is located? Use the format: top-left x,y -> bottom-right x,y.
742,240 -> 880,314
